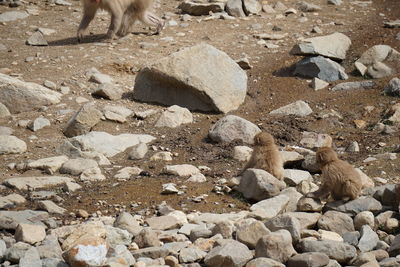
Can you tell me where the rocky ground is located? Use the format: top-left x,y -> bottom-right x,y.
1,0 -> 400,266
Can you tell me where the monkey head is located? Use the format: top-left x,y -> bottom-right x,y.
316,147 -> 339,166
254,132 -> 274,146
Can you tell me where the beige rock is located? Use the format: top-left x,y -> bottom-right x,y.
15,223 -> 46,244
62,221 -> 106,251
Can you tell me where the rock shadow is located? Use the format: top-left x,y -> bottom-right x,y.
47,34 -> 108,46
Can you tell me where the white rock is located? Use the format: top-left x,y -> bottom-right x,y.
0,193 -> 26,209
270,100 -> 313,117
15,223 -> 46,244
27,155 -> 69,174
150,152 -> 173,161
233,146 -> 253,162
250,194 -> 290,220
0,135 -> 27,154
4,176 -> 73,190
163,164 -> 201,177
114,167 -> 142,179
155,105 -> 193,128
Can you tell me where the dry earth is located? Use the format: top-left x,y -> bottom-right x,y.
0,0 -> 400,218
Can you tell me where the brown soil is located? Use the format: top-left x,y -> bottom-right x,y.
0,0 -> 399,219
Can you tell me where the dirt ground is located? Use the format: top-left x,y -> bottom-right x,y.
0,0 -> 399,218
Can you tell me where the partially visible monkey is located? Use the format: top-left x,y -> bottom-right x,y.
307,147 -> 362,201
240,132 -> 284,180
77,0 -> 165,42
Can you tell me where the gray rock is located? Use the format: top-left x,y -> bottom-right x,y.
332,80 -> 376,91
109,244 -> 136,266
297,197 -> 324,212
28,117 -> 50,131
3,176 -> 72,191
27,156 -> 69,174
179,247 -> 207,263
155,105 -> 193,128
0,102 -> 10,117
280,187 -> 303,212
324,197 -> 383,215
311,77 -> 329,90
38,200 -> 66,215
389,235 -> 400,256
226,0 -> 246,17
367,61 -> 394,78
19,246 -> 41,267
298,240 -> 357,264
15,223 -> 46,245
0,193 -> 26,209
283,169 -> 312,186
134,228 -> 160,248
356,45 -> 400,78
384,77 -> 400,97
287,252 -> 330,267
236,220 -> 270,249
103,105 -> 133,123
190,226 -> 213,241
354,211 -> 375,230
0,11 -> 29,22
133,44 -> 247,113
105,225 -> 133,247
245,257 -> 285,267
131,247 -> 169,259
243,0 -> 262,15
26,32 -> 48,46
294,56 -> 348,82
209,115 -> 261,144
285,212 -> 321,229
163,164 -> 200,177
0,210 -> 49,230
238,169 -> 286,201
114,212 -> 142,236
0,126 -> 13,135
79,166 -> 106,181
60,158 -> 98,176
255,230 -> 296,263
189,212 -> 246,224
178,1 -> 225,15
327,0 -> 342,5
69,131 -> 156,158
291,32 -> 351,60
233,146 -> 253,162
63,102 -> 102,137
37,235 -> 63,259
89,72 -> 113,84
92,83 -> 123,100
128,143 -> 148,160
298,1 -> 322,12
250,194 -> 290,220
265,214 -> 301,242
358,225 -> 379,252
212,221 -> 234,239
146,215 -> 181,230
0,239 -> 6,260
318,211 -> 354,235
384,19 -> 400,28
342,231 -> 360,246
204,240 -> 253,267
5,242 -> 32,263
0,135 -> 27,154
55,0 -> 72,6
269,100 -> 313,117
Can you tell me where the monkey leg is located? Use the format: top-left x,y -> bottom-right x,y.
139,11 -> 165,35
77,2 -> 98,42
117,8 -> 136,37
306,183 -> 330,200
106,5 -> 124,40
342,180 -> 360,200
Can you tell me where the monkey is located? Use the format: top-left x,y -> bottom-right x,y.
240,132 -> 284,180
306,147 -> 362,201
77,0 -> 165,42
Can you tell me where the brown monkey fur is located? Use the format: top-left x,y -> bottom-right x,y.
241,132 -> 284,180
307,147 -> 362,201
77,0 -> 165,41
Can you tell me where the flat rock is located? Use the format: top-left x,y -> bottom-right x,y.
27,155 -> 69,174
299,132 -> 332,149
264,214 -> 301,242
60,158 -> 98,176
255,229 -> 296,263
269,100 -> 313,117
130,246 -> 169,259
324,197 -> 383,215
0,11 -> 29,22
103,105 -> 133,123
4,176 -> 73,190
294,56 -> 348,82
28,117 -> 51,131
26,32 -> 48,46
69,131 -> 156,158
287,252 -> 330,267
189,212 -> 247,224
204,240 -> 253,267
285,212 -> 321,229
283,169 -> 312,186
92,83 -> 123,100
38,200 -> 66,215
250,194 -> 290,220
246,258 -> 285,267
299,240 -> 357,264
298,1 -> 322,11
133,43 -> 247,113
178,1 -> 225,15
331,81 -> 375,91
155,105 -> 193,128
209,115 -> 261,144
114,166 -> 142,179
291,32 -> 351,60
0,73 -> 62,113
179,247 -> 207,263
0,135 -> 27,154
0,193 -> 26,209
384,77 -> 400,97
236,220 -> 270,249
384,19 -> 400,28
163,164 -> 200,177
15,223 -> 46,244
0,210 -> 49,230
238,168 -> 286,201
317,211 -> 354,235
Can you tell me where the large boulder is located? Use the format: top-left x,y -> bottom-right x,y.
238,169 -> 286,201
0,73 -> 62,113
294,56 -> 348,82
290,32 -> 351,60
208,115 -> 261,144
133,44 -> 247,113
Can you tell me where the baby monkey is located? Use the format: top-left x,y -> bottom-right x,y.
77,0 -> 165,42
307,147 -> 362,201
241,132 -> 284,180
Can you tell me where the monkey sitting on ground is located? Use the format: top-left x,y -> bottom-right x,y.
77,0 -> 165,42
240,132 -> 284,180
307,147 -> 362,201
